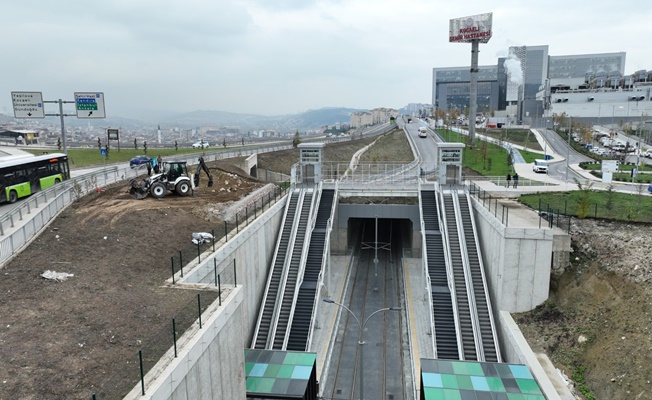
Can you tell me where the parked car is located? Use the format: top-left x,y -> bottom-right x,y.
192,141 -> 210,149
532,159 -> 549,173
129,155 -> 151,168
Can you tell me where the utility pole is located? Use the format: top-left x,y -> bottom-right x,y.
566,116 -> 571,182
44,99 -> 76,155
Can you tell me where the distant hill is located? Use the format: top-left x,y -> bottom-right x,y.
0,107 -> 367,132
162,107 -> 365,130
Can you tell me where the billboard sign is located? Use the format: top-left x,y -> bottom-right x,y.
107,128 -> 119,140
449,12 -> 493,43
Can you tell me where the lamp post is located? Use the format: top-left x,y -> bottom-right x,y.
323,298 -> 401,400
566,116 -> 571,182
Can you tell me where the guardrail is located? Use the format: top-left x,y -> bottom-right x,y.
0,167 -> 123,266
0,143 -> 296,268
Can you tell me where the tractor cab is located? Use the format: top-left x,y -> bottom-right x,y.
162,160 -> 188,182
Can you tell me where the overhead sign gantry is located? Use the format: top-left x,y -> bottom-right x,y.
10,91 -> 106,154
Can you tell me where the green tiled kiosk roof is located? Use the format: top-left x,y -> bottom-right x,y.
245,349 -> 317,399
421,359 -> 546,400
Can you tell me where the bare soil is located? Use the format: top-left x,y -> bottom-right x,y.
0,160 -> 267,400
514,218 -> 652,400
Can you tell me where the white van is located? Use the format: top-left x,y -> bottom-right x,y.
418,127 -> 428,138
532,159 -> 549,173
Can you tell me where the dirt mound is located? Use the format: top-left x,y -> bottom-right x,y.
514,218 -> 652,400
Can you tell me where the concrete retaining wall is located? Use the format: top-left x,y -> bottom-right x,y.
122,197 -> 287,399
181,198 -> 285,340
498,311 -> 575,400
471,198 -> 553,313
124,287 -> 247,400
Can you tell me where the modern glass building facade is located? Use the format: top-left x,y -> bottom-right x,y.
432,46 -> 627,121
432,66 -> 499,114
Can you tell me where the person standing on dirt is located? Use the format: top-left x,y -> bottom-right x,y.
157,155 -> 162,171
151,156 -> 158,174
506,173 -> 511,188
146,161 -> 152,176
513,173 -> 519,188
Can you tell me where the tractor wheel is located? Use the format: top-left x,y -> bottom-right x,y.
9,190 -> 18,203
175,180 -> 191,196
150,182 -> 167,199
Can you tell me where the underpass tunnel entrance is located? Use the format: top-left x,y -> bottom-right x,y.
347,218 -> 413,254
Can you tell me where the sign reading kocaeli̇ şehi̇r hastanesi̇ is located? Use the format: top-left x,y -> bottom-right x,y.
449,12 -> 493,43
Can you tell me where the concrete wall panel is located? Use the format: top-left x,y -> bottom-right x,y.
472,199 -> 553,313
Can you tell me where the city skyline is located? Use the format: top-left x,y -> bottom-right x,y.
1,1 -> 651,119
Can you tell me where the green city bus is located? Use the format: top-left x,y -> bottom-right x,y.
0,153 -> 70,203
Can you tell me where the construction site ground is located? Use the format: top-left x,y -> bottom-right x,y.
0,160 -> 268,400
2,131 -> 651,399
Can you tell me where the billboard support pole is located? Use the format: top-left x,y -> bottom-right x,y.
469,39 -> 479,147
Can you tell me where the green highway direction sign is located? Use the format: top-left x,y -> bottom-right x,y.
74,92 -> 106,118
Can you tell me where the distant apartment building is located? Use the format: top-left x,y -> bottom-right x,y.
350,108 -> 399,128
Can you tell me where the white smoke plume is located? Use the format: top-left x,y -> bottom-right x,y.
504,53 -> 523,85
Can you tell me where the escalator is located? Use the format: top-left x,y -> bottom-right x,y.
456,193 -> 501,362
442,193 -> 477,361
251,190 -> 301,349
271,191 -> 314,349
420,190 -> 459,360
286,189 -> 336,351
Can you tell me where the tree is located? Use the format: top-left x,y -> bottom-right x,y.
222,138 -> 226,148
134,138 -> 138,150
292,131 -> 301,148
574,178 -> 594,219
143,141 -> 147,155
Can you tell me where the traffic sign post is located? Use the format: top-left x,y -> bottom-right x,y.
10,91 -> 106,155
107,128 -> 120,151
11,92 -> 45,118
75,92 -> 106,118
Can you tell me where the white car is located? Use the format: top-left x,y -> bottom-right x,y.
192,142 -> 210,149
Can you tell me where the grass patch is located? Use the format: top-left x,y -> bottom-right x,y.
257,134 -> 382,175
479,128 -> 543,151
519,189 -> 652,222
358,129 -> 414,163
437,129 -> 516,176
27,147 -> 233,169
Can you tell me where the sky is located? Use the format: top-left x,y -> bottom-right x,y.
1,0 -> 651,119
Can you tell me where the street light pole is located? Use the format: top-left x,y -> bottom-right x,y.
323,298 -> 400,400
567,116 -> 571,182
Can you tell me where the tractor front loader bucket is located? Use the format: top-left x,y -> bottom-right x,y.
129,178 -> 150,200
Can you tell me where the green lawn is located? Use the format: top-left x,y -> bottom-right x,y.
27,147 -> 242,169
437,129 -> 540,175
479,129 -> 543,151
519,189 -> 652,223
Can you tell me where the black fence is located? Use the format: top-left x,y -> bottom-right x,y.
468,182 -> 571,232
170,185 -> 288,281
89,289 -> 220,399
89,184 -> 290,398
